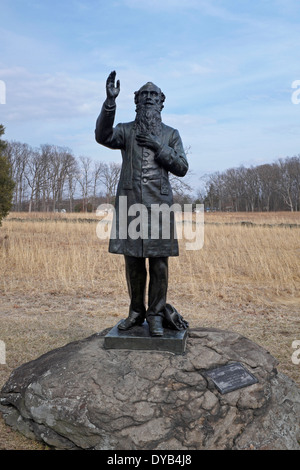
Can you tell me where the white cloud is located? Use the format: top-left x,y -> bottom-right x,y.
122,0 -> 236,19
0,67 -> 101,121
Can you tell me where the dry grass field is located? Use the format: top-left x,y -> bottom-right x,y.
0,210 -> 300,449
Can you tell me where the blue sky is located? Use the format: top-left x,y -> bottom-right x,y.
1,0 -> 300,191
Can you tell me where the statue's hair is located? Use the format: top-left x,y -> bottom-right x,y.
134,82 -> 166,110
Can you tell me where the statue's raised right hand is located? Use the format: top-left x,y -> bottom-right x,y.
106,71 -> 120,102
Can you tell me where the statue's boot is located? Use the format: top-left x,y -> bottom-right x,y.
118,310 -> 145,330
147,315 -> 164,337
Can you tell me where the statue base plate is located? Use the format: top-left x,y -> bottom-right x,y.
104,321 -> 188,354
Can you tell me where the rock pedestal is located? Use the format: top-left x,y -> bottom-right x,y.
1,327 -> 300,450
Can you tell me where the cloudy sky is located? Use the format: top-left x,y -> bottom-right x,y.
1,0 -> 300,191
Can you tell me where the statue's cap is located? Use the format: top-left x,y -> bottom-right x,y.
138,82 -> 161,92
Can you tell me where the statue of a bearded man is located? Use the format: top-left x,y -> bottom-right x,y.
95,71 -> 188,337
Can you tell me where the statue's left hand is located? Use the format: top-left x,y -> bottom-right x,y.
136,133 -> 161,153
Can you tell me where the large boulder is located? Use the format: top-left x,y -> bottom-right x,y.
1,327 -> 300,450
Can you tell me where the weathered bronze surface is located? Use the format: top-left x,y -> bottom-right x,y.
95,71 -> 189,337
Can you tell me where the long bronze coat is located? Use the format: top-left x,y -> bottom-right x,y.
95,102 -> 188,257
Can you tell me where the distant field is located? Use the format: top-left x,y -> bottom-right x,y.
0,211 -> 300,449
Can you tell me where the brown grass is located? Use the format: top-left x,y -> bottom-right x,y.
0,211 -> 300,449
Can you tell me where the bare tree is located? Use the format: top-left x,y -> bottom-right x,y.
276,157 -> 300,211
99,162 -> 121,204
66,157 -> 79,213
256,163 -> 277,211
91,161 -> 105,211
77,156 -> 93,211
24,149 -> 46,212
243,166 -> 260,212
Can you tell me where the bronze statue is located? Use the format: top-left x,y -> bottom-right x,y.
95,71 -> 188,336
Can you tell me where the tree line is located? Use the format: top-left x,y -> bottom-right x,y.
2,133 -> 300,213
3,140 -> 123,212
200,156 -> 300,212
3,139 -> 192,212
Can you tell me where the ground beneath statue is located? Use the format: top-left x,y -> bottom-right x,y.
1,327 -> 299,450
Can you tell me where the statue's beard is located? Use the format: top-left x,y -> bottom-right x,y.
135,104 -> 162,136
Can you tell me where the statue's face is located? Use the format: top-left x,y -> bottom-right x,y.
137,84 -> 161,107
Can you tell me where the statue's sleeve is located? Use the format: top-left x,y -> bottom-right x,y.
95,102 -> 125,150
155,129 -> 188,177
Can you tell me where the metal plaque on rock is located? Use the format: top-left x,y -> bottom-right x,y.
205,362 -> 258,394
